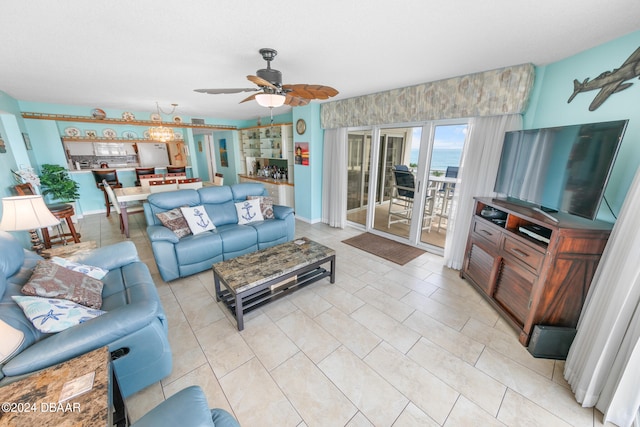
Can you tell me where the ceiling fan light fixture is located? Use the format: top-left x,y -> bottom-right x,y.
255,93 -> 286,108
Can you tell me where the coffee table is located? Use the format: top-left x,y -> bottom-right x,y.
213,237 -> 336,330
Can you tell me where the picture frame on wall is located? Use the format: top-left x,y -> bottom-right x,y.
22,133 -> 32,150
295,142 -> 309,166
219,138 -> 229,167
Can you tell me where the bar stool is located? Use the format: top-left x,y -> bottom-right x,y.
92,169 -> 121,217
14,184 -> 81,248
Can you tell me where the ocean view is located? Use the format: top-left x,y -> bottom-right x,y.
410,148 -> 462,172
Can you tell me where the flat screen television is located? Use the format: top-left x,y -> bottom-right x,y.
494,119 -> 628,220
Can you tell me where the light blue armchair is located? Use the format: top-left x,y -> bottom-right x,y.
0,231 -> 172,397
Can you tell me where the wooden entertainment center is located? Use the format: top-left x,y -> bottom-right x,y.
461,197 -> 613,346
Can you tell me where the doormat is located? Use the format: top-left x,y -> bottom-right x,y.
342,232 -> 426,266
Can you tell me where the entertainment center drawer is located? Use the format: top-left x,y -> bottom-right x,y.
473,220 -> 501,247
503,237 -> 544,272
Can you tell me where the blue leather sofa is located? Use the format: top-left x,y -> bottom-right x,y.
132,385 -> 240,427
0,231 -> 172,397
144,183 -> 295,282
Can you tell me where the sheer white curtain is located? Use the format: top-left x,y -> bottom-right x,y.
443,114 -> 522,269
322,127 -> 348,228
564,167 -> 640,427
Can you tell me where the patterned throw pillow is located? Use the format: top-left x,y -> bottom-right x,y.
235,199 -> 264,225
180,206 -> 216,235
12,296 -> 106,334
156,208 -> 192,238
22,261 -> 104,309
49,256 -> 108,280
247,196 -> 275,219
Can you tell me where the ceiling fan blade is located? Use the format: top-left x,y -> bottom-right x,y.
282,84 -> 339,99
284,95 -> 310,107
239,92 -> 261,104
247,75 -> 277,90
194,88 -> 258,94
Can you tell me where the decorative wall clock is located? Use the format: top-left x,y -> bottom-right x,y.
296,119 -> 306,135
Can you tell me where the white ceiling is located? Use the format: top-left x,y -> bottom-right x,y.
2,0 -> 639,121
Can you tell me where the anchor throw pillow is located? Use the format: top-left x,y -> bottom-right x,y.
181,205 -> 215,235
235,199 -> 264,225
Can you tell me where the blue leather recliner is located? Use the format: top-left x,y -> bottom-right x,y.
0,231 -> 172,397
144,183 -> 295,282
131,385 -> 240,427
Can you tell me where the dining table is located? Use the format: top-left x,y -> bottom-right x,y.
113,186 -> 151,238
114,181 -> 214,237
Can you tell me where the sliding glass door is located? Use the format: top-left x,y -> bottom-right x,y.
347,121 -> 468,251
346,131 -> 372,226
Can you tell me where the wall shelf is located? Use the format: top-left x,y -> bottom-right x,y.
62,136 -> 180,144
21,112 -> 236,130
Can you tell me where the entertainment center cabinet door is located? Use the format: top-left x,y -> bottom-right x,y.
464,241 -> 499,296
493,259 -> 537,328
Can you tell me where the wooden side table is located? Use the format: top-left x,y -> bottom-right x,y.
0,347 -> 128,426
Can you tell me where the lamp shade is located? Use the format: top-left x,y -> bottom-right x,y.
255,93 -> 286,108
0,196 -> 60,231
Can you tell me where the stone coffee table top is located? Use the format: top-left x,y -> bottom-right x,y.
213,237 -> 335,294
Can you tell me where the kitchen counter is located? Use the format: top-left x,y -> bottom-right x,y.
238,174 -> 294,208
238,174 -> 294,186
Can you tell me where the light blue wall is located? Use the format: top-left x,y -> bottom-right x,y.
523,30 -> 640,222
192,133 -> 209,181
214,130 -> 239,185
0,91 -> 34,247
292,103 -> 323,222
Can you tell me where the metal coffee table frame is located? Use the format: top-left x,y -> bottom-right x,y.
213,245 -> 335,331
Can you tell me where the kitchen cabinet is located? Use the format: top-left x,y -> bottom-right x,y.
24,111 -> 236,170
65,142 -> 95,155
461,198 -> 612,346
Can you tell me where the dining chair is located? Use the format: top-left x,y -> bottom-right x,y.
139,174 -> 165,188
102,179 -> 145,234
177,178 -> 203,189
149,179 -> 179,193
166,172 -> 187,178
166,166 -> 186,174
134,167 -> 156,186
92,169 -> 121,217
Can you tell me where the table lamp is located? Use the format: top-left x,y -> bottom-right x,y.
0,195 -> 61,254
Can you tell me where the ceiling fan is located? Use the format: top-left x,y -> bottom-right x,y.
194,48 -> 338,108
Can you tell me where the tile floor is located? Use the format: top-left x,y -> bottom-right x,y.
75,211 -> 609,427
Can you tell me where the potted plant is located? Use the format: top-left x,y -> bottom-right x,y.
39,164 -> 80,203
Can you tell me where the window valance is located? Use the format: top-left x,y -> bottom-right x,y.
320,63 -> 535,129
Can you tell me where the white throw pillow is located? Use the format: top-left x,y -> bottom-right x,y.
0,319 -> 24,363
12,296 -> 106,334
50,256 -> 108,280
180,205 -> 216,235
235,199 -> 264,224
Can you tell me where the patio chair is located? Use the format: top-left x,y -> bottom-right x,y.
387,165 -> 434,232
